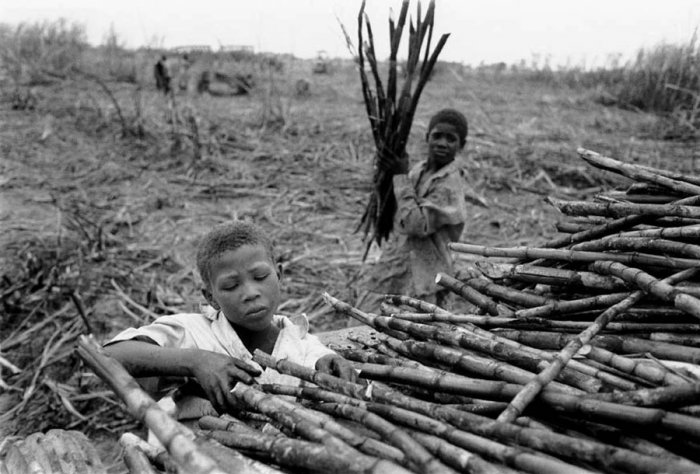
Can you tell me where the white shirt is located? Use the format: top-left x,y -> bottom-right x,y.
108,307 -> 335,421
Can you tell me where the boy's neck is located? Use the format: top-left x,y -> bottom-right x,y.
233,323 -> 280,355
426,158 -> 453,174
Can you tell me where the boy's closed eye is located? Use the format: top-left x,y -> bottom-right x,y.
220,279 -> 240,290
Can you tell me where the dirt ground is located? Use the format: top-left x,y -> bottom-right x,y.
1,57 -> 697,470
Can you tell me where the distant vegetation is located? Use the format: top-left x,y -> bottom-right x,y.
577,34 -> 699,137
507,35 -> 700,138
1,19 -> 698,138
0,19 -> 87,84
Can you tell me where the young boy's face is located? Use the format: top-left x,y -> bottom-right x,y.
427,122 -> 463,170
203,244 -> 281,332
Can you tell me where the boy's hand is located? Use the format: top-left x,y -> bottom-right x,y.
189,351 -> 262,413
378,151 -> 409,175
316,354 -> 357,382
393,151 -> 409,175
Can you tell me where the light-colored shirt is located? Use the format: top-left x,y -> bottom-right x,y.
109,306 -> 334,383
108,307 -> 335,421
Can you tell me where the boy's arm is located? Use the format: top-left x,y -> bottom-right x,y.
285,316 -> 357,382
393,173 -> 466,237
104,340 -> 261,412
104,339 -> 203,377
302,333 -> 357,382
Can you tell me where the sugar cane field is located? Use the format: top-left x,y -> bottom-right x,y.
2,25 -> 700,473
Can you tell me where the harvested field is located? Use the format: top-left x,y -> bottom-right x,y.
1,53 -> 699,472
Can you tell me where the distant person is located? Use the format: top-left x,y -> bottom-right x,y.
178,54 -> 193,92
104,220 -> 355,424
356,108 -> 471,311
154,55 -> 172,94
197,70 -> 211,94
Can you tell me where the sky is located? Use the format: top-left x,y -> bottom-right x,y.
2,0 -> 699,68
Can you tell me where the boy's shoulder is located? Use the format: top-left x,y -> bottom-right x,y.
149,308 -> 216,327
274,313 -> 310,338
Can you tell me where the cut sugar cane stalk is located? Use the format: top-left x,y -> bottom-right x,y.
364,402 -> 595,474
448,242 -> 700,269
121,441 -> 159,474
495,267 -> 698,423
75,335 -> 229,474
497,330 -> 700,364
515,293 -> 631,319
229,383 -> 412,473
546,197 -> 700,220
538,194 -> 700,250
243,384 -> 410,467
590,262 -> 700,319
204,429 -> 391,474
403,428 -> 516,474
475,261 -> 628,291
586,381 -> 700,407
635,164 -> 700,187
346,354 -> 700,440
578,148 -> 700,196
261,388 -> 571,474
434,273 -> 513,316
380,336 -> 584,394
311,402 -> 455,474
380,294 -> 636,390
386,310 -> 700,334
571,236 -> 700,258
451,269 -> 554,307
319,296 -> 700,436
119,432 -> 179,474
259,368 -> 692,474
579,344 -> 689,386
372,324 -> 603,393
254,354 -> 596,474
612,224 -> 700,240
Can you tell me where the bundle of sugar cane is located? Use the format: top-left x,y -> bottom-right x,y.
342,0 -> 449,257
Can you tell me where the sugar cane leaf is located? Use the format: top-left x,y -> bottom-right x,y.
363,20 -> 386,123
387,1 -> 409,105
398,33 -> 449,141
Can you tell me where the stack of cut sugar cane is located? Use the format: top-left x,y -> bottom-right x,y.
316,149 -> 700,473
83,149 -> 700,474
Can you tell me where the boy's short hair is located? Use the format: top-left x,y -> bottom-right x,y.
427,108 -> 468,147
196,220 -> 276,289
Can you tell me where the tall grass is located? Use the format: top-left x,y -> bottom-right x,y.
612,34 -> 699,116
505,35 -> 700,136
0,19 -> 87,85
90,24 -> 139,83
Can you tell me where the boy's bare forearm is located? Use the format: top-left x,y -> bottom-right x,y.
103,340 -> 199,378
